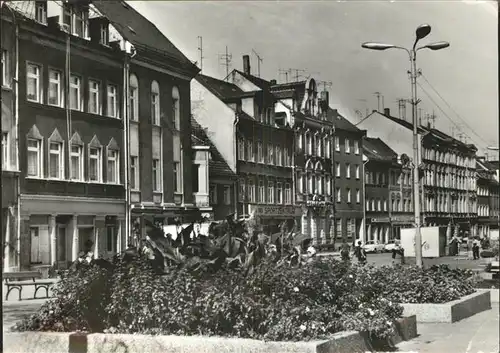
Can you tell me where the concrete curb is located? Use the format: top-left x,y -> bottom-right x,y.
3,330 -> 371,353
401,289 -> 491,323
389,315 -> 418,346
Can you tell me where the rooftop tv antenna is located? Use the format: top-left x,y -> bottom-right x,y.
357,98 -> 369,116
251,49 -> 263,77
428,110 -> 436,128
197,36 -> 204,73
373,92 -> 384,111
290,68 -> 307,82
396,98 -> 407,121
278,69 -> 289,83
218,46 -> 232,81
317,80 -> 332,92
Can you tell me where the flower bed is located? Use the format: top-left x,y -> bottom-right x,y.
12,255 -> 477,342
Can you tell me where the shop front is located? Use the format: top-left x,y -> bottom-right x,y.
366,216 -> 390,244
389,214 -> 414,240
249,204 -> 302,236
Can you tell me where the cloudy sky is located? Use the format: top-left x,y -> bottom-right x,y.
130,0 -> 498,155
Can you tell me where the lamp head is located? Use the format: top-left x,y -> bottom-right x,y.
416,24 -> 431,40
424,41 -> 450,51
361,42 -> 396,51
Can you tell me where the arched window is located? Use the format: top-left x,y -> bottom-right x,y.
172,86 -> 180,130
129,74 -> 139,121
151,80 -> 160,125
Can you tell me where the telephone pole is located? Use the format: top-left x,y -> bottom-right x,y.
197,36 -> 204,73
251,49 -> 263,77
218,46 -> 232,81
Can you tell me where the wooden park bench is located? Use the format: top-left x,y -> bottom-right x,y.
3,271 -> 57,301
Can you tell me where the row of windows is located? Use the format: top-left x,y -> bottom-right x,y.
129,74 -> 181,129
297,135 -> 360,156
26,63 -> 120,118
424,195 -> 476,214
298,174 -> 332,196
478,187 -> 490,196
238,138 -> 292,167
478,205 -> 490,217
423,170 -> 476,191
366,199 -> 388,212
334,188 -> 361,204
422,147 -> 475,168
26,135 -> 119,184
239,179 -> 292,205
15,64 -> 182,127
336,163 -> 361,179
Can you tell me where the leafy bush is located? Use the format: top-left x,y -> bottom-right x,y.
481,250 -> 495,258
12,219 -> 478,342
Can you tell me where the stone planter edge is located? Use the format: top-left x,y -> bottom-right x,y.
400,289 -> 491,323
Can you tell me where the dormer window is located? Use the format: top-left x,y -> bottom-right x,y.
100,23 -> 109,45
62,4 -> 89,38
35,1 -> 47,24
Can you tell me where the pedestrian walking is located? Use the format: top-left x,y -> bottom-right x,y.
472,238 -> 480,260
354,241 -> 367,265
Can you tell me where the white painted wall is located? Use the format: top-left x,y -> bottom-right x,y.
228,71 -> 261,92
275,99 -> 294,126
241,97 -> 254,118
191,79 -> 237,173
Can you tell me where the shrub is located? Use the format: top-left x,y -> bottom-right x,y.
481,250 -> 495,258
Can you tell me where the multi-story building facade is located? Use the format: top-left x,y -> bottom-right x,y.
363,137 -> 413,243
330,109 -> 365,244
191,67 -> 298,233
388,153 -> 414,239
2,4 -> 20,271
2,0 -> 202,273
191,116 -> 237,221
3,1 -> 127,273
476,157 -> 499,237
224,56 -> 365,245
93,1 -> 202,239
227,60 -> 339,244
357,109 -> 478,238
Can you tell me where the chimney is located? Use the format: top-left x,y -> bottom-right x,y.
243,55 -> 251,75
372,109 -> 377,113
384,108 -> 390,116
270,79 -> 277,85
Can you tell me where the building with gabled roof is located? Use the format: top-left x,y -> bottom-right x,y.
191,116 -> 237,220
225,56 -> 366,247
356,108 -> 479,238
2,0 -> 202,273
192,70 -> 298,232
363,137 -> 413,243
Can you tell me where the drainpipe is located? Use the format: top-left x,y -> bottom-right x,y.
123,45 -> 136,249
361,159 -> 369,244
233,114 -> 240,218
291,124 -> 296,225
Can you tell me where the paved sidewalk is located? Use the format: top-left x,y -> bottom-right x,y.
3,298 -> 48,332
396,303 -> 500,353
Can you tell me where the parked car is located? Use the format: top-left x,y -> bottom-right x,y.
384,240 -> 400,253
363,240 -> 385,253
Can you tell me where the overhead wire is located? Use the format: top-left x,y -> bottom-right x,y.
419,72 -> 494,148
416,82 -> 487,150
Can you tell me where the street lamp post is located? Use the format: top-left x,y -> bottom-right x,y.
361,25 -> 449,268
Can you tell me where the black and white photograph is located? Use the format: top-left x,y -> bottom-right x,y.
1,1 -> 498,352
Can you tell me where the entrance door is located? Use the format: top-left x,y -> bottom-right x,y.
78,227 -> 94,254
57,226 -> 67,265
